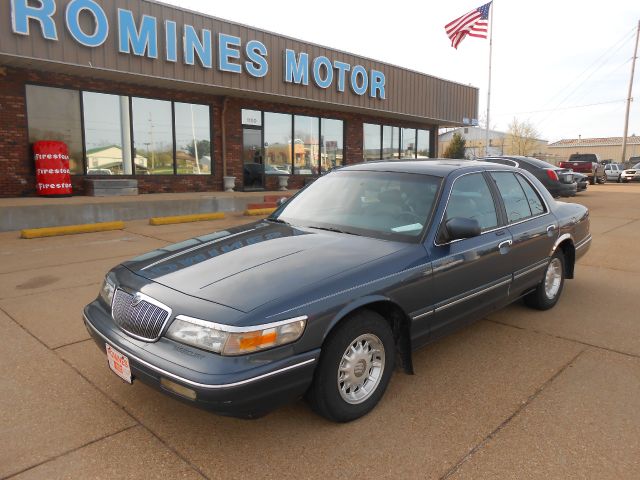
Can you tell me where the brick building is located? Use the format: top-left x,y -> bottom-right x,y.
0,0 -> 477,197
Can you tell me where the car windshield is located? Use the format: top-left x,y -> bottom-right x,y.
633,163 -> 640,169
272,170 -> 442,242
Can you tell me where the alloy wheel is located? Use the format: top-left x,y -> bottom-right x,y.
337,333 -> 385,404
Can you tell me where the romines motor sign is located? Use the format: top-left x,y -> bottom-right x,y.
10,0 -> 387,99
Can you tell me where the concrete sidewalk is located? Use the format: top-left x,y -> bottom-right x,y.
0,190 -> 294,231
0,184 -> 639,479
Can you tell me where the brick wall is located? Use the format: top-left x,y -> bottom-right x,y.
0,65 -> 436,197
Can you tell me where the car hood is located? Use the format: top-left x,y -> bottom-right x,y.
123,221 -> 409,312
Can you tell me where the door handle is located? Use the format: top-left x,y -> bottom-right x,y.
498,240 -> 512,253
546,224 -> 556,237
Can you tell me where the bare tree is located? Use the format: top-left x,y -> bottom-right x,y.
506,118 -> 540,156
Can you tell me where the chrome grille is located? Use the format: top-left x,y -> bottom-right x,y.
111,289 -> 171,341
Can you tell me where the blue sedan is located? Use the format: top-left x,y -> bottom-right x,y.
84,160 -> 591,422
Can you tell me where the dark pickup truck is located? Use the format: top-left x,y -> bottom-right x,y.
559,154 -> 606,185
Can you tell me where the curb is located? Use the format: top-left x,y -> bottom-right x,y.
149,212 -> 225,225
244,207 -> 276,216
21,221 -> 125,239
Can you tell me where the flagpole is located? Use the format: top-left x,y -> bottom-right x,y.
485,1 -> 494,156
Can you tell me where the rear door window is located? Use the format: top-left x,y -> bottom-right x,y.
490,172 -> 534,223
515,174 -> 546,216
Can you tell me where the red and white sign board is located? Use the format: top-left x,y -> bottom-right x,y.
33,140 -> 72,196
106,343 -> 132,383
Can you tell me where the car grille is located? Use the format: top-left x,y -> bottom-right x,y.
111,289 -> 171,341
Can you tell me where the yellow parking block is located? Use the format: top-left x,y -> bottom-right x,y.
149,212 -> 225,225
244,207 -> 276,216
21,221 -> 125,239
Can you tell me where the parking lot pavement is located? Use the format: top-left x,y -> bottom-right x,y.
0,186 -> 639,479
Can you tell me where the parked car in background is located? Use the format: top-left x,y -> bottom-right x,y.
559,154 -> 606,185
574,172 -> 589,192
480,156 -> 577,198
84,160 -> 591,422
604,163 -> 624,182
620,163 -> 640,182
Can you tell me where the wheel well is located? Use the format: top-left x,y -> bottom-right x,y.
337,301 -> 414,375
557,239 -> 575,279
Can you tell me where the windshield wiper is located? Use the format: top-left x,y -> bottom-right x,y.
307,225 -> 360,236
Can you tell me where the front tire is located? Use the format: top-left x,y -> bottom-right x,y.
525,250 -> 565,310
308,310 -> 395,422
599,172 -> 607,184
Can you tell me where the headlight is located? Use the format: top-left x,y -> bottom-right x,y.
99,274 -> 116,307
165,315 -> 307,356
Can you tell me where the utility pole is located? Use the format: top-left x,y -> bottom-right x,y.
621,20 -> 639,166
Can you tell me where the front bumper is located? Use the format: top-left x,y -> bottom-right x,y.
83,301 -> 319,418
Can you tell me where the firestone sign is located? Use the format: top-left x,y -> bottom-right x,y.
10,0 -> 387,100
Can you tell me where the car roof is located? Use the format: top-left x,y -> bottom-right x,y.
340,159 -> 513,177
481,155 -> 557,169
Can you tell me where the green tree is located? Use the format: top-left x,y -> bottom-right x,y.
185,139 -> 211,158
443,132 -> 467,159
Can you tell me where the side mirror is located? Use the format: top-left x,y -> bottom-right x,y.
445,217 -> 481,241
276,197 -> 288,206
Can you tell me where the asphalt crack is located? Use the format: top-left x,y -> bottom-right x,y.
1,425 -> 138,480
439,349 -> 585,480
486,318 -> 640,360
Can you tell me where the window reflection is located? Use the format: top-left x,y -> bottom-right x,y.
383,126 -> 399,159
26,85 -> 83,174
175,103 -> 210,175
294,115 -> 319,175
417,129 -> 430,158
363,123 -> 381,161
321,118 -> 343,173
264,112 -> 292,175
132,98 -> 173,175
401,128 -> 416,159
83,92 -> 133,175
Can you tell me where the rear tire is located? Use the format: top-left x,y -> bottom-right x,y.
307,310 -> 395,422
589,176 -> 596,185
525,250 -> 565,311
599,172 -> 607,184
617,175 -> 622,183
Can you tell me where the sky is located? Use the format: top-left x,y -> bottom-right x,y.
160,0 -> 639,143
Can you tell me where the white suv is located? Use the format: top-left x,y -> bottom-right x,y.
620,163 -> 640,182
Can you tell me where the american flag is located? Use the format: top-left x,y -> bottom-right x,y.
445,2 -> 492,49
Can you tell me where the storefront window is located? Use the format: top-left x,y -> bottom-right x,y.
26,85 -> 83,174
175,103 -> 211,174
132,97 -> 173,175
401,128 -> 416,159
363,123 -> 381,161
264,112 -> 292,175
321,118 -> 343,173
294,115 -> 319,175
383,126 -> 399,159
417,129 -> 430,158
83,92 -> 133,175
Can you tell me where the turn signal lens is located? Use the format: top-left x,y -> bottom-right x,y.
546,169 -> 559,181
165,315 -> 307,356
99,274 -> 116,307
222,320 -> 306,356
